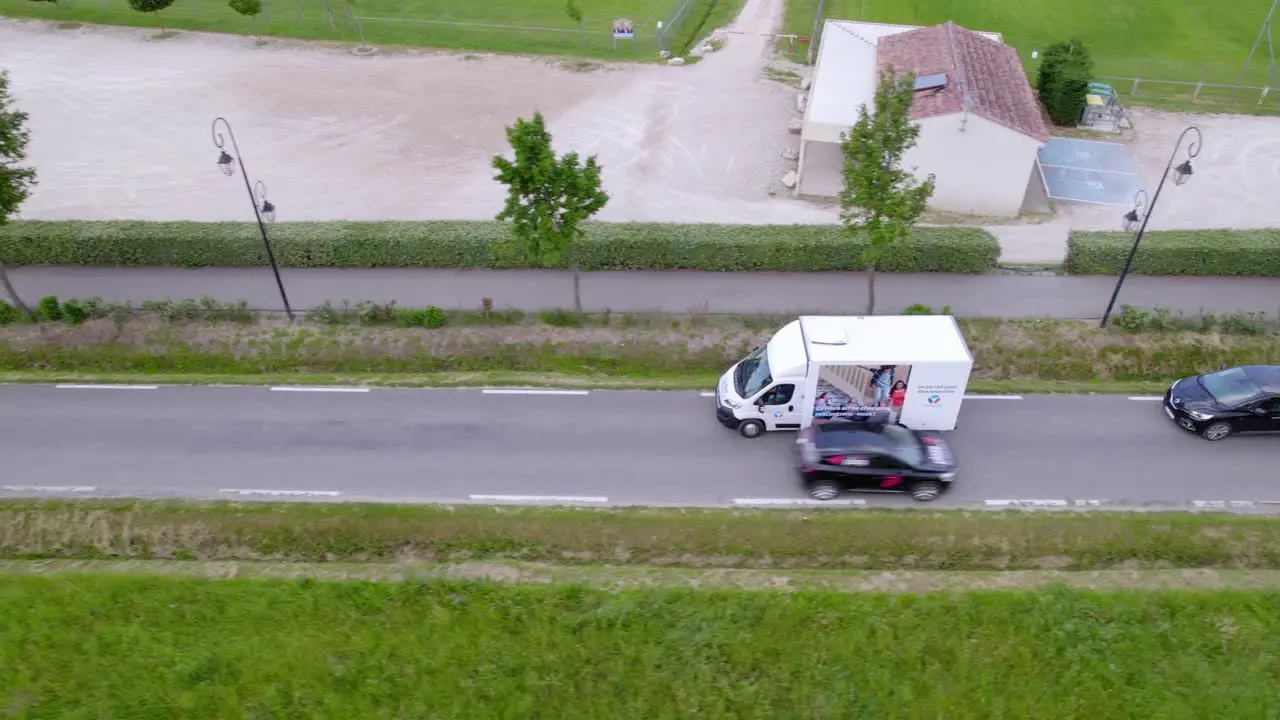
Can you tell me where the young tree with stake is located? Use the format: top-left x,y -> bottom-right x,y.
492,111 -> 608,318
128,0 -> 176,31
0,70 -> 38,318
839,68 -> 935,315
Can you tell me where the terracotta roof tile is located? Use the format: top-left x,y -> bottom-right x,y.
875,22 -> 1049,142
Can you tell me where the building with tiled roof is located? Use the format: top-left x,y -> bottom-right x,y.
798,20 -> 1050,217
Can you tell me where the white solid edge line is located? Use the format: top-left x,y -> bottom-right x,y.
700,392 -> 717,397
733,498 -> 868,506
480,389 -> 591,396
470,494 -> 608,503
55,384 -> 158,390
963,395 -> 1022,400
1193,500 -> 1256,507
3,485 -> 97,493
219,488 -> 342,497
1128,396 -> 1164,401
985,499 -> 1070,507
269,386 -> 371,393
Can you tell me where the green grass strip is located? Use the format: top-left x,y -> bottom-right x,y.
2,575 -> 1279,717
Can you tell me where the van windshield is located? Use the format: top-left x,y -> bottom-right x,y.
735,345 -> 772,399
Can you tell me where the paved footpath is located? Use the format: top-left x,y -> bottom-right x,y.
9,267 -> 1280,318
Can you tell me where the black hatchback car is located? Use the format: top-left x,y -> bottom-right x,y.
793,417 -> 957,502
1163,365 -> 1280,441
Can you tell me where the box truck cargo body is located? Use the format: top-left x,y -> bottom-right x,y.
714,315 -> 974,438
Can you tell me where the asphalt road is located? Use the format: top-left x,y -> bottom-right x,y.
9,267 -> 1280,318
0,385 -> 1274,510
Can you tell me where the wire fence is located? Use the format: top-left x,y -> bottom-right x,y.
0,0 -> 717,59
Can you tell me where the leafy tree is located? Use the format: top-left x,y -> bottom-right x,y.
1036,38 -> 1093,126
127,0 -> 175,31
0,70 -> 38,318
838,68 -> 935,315
228,0 -> 262,19
564,0 -> 584,46
228,0 -> 264,33
492,111 -> 608,318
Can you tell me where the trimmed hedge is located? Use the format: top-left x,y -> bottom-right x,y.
1067,229 -> 1280,276
0,221 -> 1000,273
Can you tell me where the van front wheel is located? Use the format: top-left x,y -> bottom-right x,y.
738,419 -> 765,438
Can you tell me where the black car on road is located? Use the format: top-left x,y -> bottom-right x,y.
1163,365 -> 1280,441
793,418 -> 957,501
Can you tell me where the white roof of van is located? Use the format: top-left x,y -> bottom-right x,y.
767,316 -> 973,377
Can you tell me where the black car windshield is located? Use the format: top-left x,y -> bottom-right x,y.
735,345 -> 772,399
1199,368 -> 1263,407
881,424 -> 923,466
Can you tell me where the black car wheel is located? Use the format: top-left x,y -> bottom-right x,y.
738,419 -> 765,439
1202,422 -> 1233,441
909,480 -> 943,502
808,478 -> 840,501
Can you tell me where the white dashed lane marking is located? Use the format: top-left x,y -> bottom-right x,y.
55,384 -> 157,390
269,386 -> 370,393
3,485 -> 98,493
481,389 -> 591,396
219,488 -> 342,497
733,498 -> 868,507
469,494 -> 608,503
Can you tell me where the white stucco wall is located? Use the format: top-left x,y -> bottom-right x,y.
795,114 -> 1043,216
905,113 -> 1044,217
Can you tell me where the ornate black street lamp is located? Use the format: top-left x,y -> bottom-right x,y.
212,117 -> 293,320
1099,126 -> 1201,329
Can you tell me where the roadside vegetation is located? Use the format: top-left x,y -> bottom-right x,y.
10,500 -> 1280,570
0,297 -> 1275,390
4,572 -> 1279,717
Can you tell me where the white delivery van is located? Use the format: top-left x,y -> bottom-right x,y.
713,315 -> 973,438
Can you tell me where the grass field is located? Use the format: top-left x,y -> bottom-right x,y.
783,0 -> 1280,114
0,0 -> 740,59
3,574 -> 1279,717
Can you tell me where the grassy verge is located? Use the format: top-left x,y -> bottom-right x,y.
3,574 -> 1279,717
1,306 -> 1276,383
10,558 -> 1280,592
0,370 -> 1173,394
8,500 -> 1280,570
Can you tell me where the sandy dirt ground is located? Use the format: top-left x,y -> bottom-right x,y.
2,7 -> 1276,256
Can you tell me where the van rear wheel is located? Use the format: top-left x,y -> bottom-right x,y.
738,419 -> 765,438
909,480 -> 943,502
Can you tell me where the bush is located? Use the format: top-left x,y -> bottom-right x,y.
422,306 -> 448,329
1036,38 -> 1093,126
0,221 -> 1001,274
37,295 -> 61,321
0,300 -> 18,326
1067,229 -> 1280,276
60,299 -> 87,325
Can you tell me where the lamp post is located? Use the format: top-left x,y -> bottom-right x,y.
1099,125 -> 1201,329
211,117 -> 293,320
